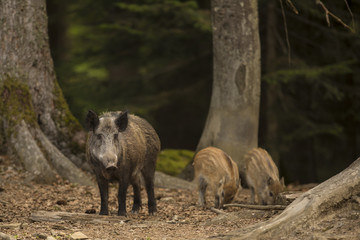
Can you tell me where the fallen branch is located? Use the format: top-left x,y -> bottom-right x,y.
223,203 -> 286,210
210,208 -> 228,215
30,211 -> 128,224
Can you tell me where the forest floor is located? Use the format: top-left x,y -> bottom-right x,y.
0,155 -> 316,240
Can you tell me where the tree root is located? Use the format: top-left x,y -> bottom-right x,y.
10,121 -> 57,184
216,157 -> 360,239
34,128 -> 94,186
9,120 -> 94,186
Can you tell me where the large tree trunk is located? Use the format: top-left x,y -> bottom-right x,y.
197,0 -> 261,168
0,0 -> 93,185
219,157 -> 360,239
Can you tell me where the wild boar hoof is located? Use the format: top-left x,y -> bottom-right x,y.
148,207 -> 157,216
131,206 -> 141,214
99,211 -> 109,215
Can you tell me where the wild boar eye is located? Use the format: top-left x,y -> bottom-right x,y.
114,134 -> 118,140
269,192 -> 273,197
96,134 -> 102,140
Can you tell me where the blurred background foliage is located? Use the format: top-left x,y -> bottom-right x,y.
47,0 -> 360,182
157,149 -> 195,176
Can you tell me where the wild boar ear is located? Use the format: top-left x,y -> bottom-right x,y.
86,110 -> 99,132
267,176 -> 274,186
115,111 -> 128,132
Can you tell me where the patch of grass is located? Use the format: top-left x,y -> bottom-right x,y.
156,149 -> 194,176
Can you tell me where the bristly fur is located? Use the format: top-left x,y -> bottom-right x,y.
244,148 -> 285,205
86,110 -> 160,216
193,147 -> 241,209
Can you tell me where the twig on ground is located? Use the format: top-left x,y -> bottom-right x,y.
210,207 -> 228,215
29,211 -> 129,223
0,200 -> 9,205
223,203 -> 286,210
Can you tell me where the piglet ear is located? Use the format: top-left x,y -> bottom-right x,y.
267,176 -> 274,186
86,110 -> 99,132
115,111 -> 128,132
218,176 -> 225,187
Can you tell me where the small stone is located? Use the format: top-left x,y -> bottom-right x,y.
46,237 -> 57,240
56,200 -> 67,205
33,233 -> 47,239
70,231 -> 88,239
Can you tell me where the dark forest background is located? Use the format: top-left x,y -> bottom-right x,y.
46,0 -> 360,184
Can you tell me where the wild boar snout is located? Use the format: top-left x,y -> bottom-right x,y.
98,152 -> 118,170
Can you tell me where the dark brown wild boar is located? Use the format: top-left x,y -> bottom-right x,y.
193,147 -> 241,209
86,110 -> 160,216
244,148 -> 284,205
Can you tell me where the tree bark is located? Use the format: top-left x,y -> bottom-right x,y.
218,157 -> 360,239
197,0 -> 261,169
0,0 -> 93,185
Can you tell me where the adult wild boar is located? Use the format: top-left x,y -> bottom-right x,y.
86,110 -> 160,216
193,147 -> 241,209
244,147 -> 284,205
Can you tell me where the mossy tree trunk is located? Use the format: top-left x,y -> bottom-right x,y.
197,0 -> 261,167
0,0 -> 92,185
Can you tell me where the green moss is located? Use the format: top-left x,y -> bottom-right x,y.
52,80 -> 86,153
156,149 -> 194,176
52,80 -> 82,134
0,77 -> 37,136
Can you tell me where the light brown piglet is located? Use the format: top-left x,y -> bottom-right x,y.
193,147 -> 241,209
244,148 -> 284,205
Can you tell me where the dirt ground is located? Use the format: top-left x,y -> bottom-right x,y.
0,155 -> 308,240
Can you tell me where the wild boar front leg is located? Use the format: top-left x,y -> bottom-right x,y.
96,175 -> 109,215
118,177 -> 130,216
